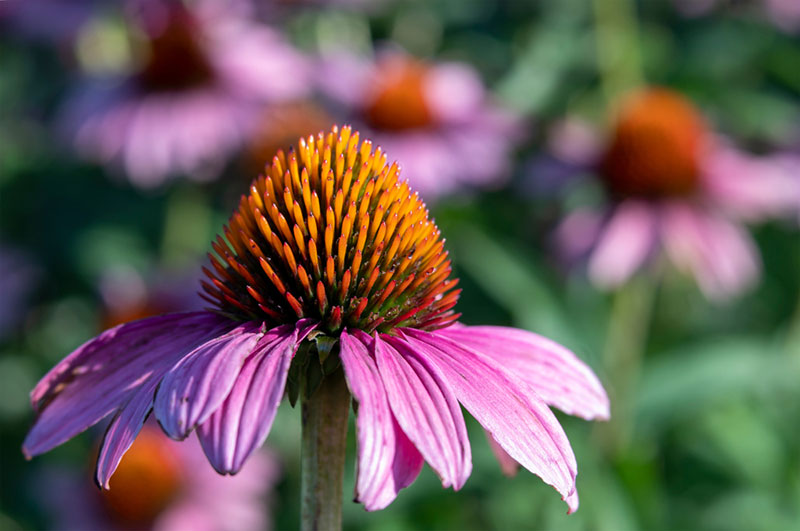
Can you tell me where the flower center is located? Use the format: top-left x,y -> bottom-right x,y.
202,125 -> 460,334
600,88 -> 707,199
100,427 -> 182,526
136,8 -> 215,92
363,59 -> 435,131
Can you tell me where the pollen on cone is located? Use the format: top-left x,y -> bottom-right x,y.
202,125 -> 460,334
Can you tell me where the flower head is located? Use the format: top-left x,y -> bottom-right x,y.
24,126 -> 607,514
550,87 -> 800,299
63,0 -> 310,187
319,52 -> 521,199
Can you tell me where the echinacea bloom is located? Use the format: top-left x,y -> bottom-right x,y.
24,126 -> 608,515
318,52 -> 521,200
62,0 -> 309,187
39,422 -> 277,531
553,88 -> 800,300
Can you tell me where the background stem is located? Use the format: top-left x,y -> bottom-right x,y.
300,369 -> 351,531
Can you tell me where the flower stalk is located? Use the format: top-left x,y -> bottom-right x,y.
300,368 -> 351,531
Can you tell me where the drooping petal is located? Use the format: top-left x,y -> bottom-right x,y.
197,320 -> 315,474
401,328 -> 579,513
376,335 -> 472,490
588,200 -> 657,289
661,203 -> 760,300
23,312 -> 233,457
95,379 -> 160,489
154,323 -> 262,440
439,325 -> 609,420
340,330 -> 425,510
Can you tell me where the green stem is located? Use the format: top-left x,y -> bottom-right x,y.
595,275 -> 657,456
300,369 -> 351,531
592,0 -> 643,105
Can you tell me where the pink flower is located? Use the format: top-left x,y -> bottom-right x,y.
39,422 -> 278,531
552,88 -> 800,300
62,0 -> 310,187
317,52 -> 522,200
24,126 -> 607,514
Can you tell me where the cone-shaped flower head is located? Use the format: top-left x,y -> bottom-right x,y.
24,126 -> 609,514
202,125 -> 459,334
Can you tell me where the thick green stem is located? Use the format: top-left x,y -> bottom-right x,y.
300,369 -> 351,531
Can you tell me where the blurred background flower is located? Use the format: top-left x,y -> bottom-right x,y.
37,422 -> 279,531
2,0 -> 799,529
551,87 -> 799,300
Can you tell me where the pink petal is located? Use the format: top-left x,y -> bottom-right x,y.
340,330 -> 424,510
661,203 -> 760,300
486,430 -> 520,477
588,200 -> 657,289
197,320 -> 315,474
439,325 -> 609,420
154,324 -> 262,440
23,312 -> 233,457
703,141 -> 800,222
401,328 -> 579,513
376,335 -> 472,490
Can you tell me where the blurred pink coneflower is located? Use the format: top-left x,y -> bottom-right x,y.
554,87 -> 799,300
63,0 -> 310,187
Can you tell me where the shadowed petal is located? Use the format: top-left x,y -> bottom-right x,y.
376,335 -> 472,490
197,320 -> 316,474
401,328 -> 579,513
439,325 -> 609,420
340,330 -> 425,510
486,431 -> 521,477
23,312 -> 233,458
588,200 -> 657,289
155,324 -> 262,440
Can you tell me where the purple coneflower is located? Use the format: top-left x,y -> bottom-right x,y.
24,126 -> 607,527
40,422 -> 277,531
63,0 -> 309,187
318,52 -> 521,200
553,87 -> 800,300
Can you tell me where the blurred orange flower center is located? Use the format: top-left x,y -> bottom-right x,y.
137,9 -> 215,92
600,88 -> 708,199
101,427 -> 183,526
364,60 -> 434,131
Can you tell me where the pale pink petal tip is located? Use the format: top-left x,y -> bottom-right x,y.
439,325 -> 610,421
588,200 -> 657,290
400,329 -> 579,511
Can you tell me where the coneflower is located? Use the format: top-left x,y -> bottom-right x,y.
553,87 -> 800,299
24,126 -> 608,529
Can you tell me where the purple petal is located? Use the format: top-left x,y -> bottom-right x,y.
95,379 -> 160,489
23,312 -> 233,457
154,324 -> 262,440
376,335 -> 472,490
340,330 -> 425,510
401,328 -> 579,513
197,320 -> 316,474
588,200 -> 656,289
439,325 -> 609,420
